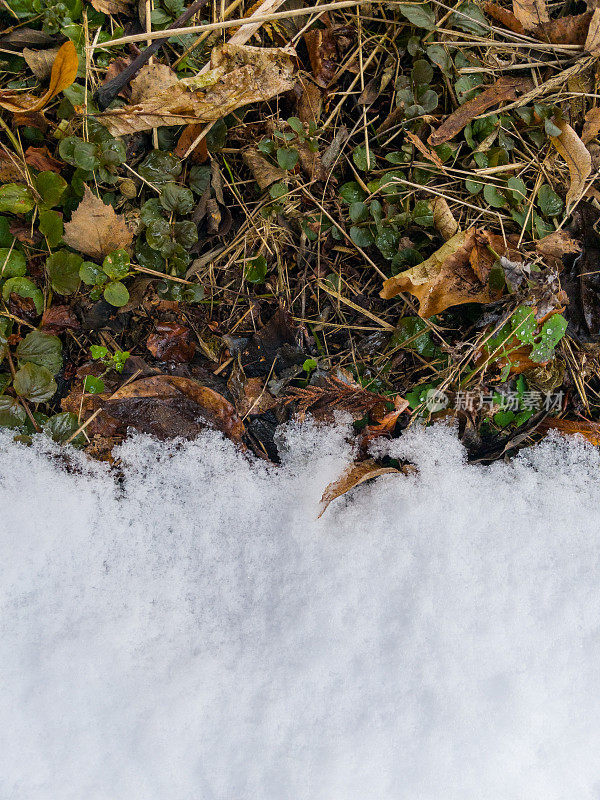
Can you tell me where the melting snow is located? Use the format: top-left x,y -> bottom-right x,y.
2,422 -> 600,799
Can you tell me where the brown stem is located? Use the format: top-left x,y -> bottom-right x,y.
94,0 -> 211,111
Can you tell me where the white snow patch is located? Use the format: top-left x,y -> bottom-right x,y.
2,422 -> 600,799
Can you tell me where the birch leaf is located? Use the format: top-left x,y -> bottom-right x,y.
62,186 -> 133,259
550,119 -> 591,209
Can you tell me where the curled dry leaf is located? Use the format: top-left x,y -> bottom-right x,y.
431,196 -> 459,240
318,459 -> 401,517
96,43 -> 294,137
243,148 -> 287,190
404,130 -> 443,168
535,229 -> 582,260
90,0 -> 133,13
303,27 -> 339,87
0,41 -> 78,113
549,119 -> 592,209
512,0 -> 549,30
428,76 -> 532,146
380,228 -> 504,318
582,106 -> 600,144
62,186 -> 133,259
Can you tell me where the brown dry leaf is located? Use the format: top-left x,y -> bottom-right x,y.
0,148 -> 25,182
483,3 -> 525,33
549,119 -> 592,209
23,46 -> 60,80
583,106 -> 600,144
96,43 -> 294,137
297,79 -> 323,125
0,41 -> 78,113
91,0 -> 133,12
428,76 -> 532,146
431,196 -> 459,240
585,7 -> 600,51
146,322 -> 196,363
228,363 -> 277,417
243,148 -> 286,190
318,459 -> 400,517
62,186 -> 133,259
380,229 -> 499,317
536,229 -> 582,259
512,0 -> 549,30
405,130 -> 443,168
25,145 -> 63,172
304,28 -> 338,87
130,63 -> 178,104
40,305 -> 80,334
532,11 -> 593,44
537,416 -> 600,445
174,124 -> 209,162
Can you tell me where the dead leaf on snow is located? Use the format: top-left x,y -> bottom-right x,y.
23,46 -> 60,80
431,196 -> 459,240
96,43 -> 294,137
549,119 -> 592,209
0,41 -> 78,113
380,229 -> 503,318
512,0 -> 549,30
583,106 -> 600,144
428,76 -> 532,146
318,459 -> 401,517
243,148 -> 287,190
537,416 -> 600,445
62,185 -> 133,259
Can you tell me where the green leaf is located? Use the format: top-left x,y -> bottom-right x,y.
412,59 -> 434,85
159,182 -> 194,215
90,345 -> 108,359
392,316 -> 439,359
43,411 -> 86,447
16,330 -> 62,374
244,255 -> 268,284
138,150 -> 182,185
398,3 -> 436,29
172,221 -> 198,249
427,44 -> 451,72
339,182 -> 367,203
375,228 -> 401,259
0,247 -> 26,278
545,119 -> 562,138
189,164 -> 211,196
102,248 -> 130,279
0,216 -> 12,247
0,183 -> 34,214
0,396 -> 26,429
494,410 -> 515,428
13,362 -> 57,403
103,280 -> 129,307
83,374 -> 105,394
2,277 -> 44,315
0,373 -> 11,394
507,177 -> 527,205
58,137 -> 99,171
483,183 -> 507,208
450,1 -> 487,34
352,145 -> 373,171
350,226 -> 374,247
276,147 -> 299,171
33,171 -> 68,209
540,313 -> 567,345
537,184 -> 564,217
412,199 -> 434,226
269,182 -> 288,199
79,261 -> 106,286
38,209 -> 64,248
349,202 -> 369,223
511,307 -> 536,344
46,249 -> 82,295
287,116 -> 304,134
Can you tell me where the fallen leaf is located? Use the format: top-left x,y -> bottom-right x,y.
90,0 -> 133,12
228,362 -> 278,416
585,7 -> 600,51
285,374 -> 397,422
174,124 -> 209,162
532,11 -> 593,44
25,145 -> 63,173
0,41 -> 78,113
0,148 -> 25,182
318,459 -> 400,517
428,76 -> 532,146
537,416 -> 600,445
380,229 -> 502,317
62,185 -> 133,259
146,322 -> 196,363
297,79 -> 323,125
431,196 -> 459,240
23,46 -> 60,80
583,106 -> 600,144
130,63 -> 179,104
96,43 -> 294,137
405,130 -> 443,168
536,229 -> 582,260
483,3 -> 525,33
40,305 -> 80,333
512,0 -> 549,30
304,28 -> 339,87
243,148 -> 287,190
364,395 -> 410,438
549,119 -> 591,209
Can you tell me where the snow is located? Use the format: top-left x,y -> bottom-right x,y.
2,420 -> 600,799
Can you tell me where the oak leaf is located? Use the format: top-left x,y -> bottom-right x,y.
549,119 -> 591,209
62,186 -> 133,259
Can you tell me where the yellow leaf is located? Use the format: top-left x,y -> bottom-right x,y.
550,119 -> 591,209
0,41 -> 78,113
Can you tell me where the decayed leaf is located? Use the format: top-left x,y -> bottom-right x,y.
0,148 -> 25,182
96,43 -> 294,137
303,28 -> 339,88
25,145 -> 63,172
582,106 -> 600,144
146,322 -> 196,363
428,76 -> 532,146
0,41 -> 78,113
535,229 -> 582,260
483,3 -> 525,34
512,0 -> 549,30
431,196 -> 459,240
585,7 -> 600,51
380,229 -> 502,317
405,130 -> 443,168
243,148 -> 287,190
90,0 -> 133,13
537,417 -> 600,445
23,46 -> 60,80
130,63 -> 179,104
549,119 -> 592,209
62,186 -> 133,259
318,459 -> 400,517
532,11 -> 593,44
